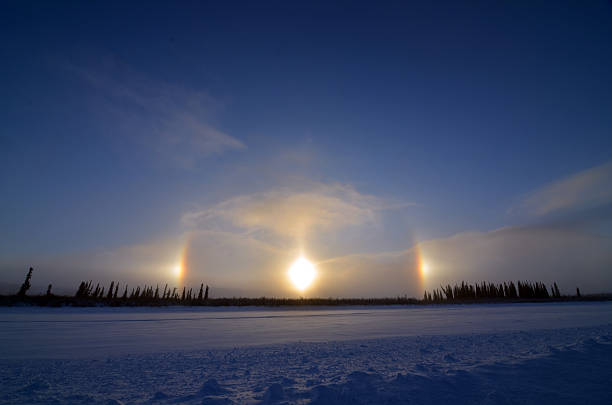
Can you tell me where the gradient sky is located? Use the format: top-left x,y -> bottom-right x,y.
2,1 -> 612,297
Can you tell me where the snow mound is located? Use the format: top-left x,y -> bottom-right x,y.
261,383 -> 285,403
199,379 -> 229,396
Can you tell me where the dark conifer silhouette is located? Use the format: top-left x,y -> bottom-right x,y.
9,266 -> 598,308
17,267 -> 33,297
75,282 -> 85,297
552,282 -> 561,298
423,280 -> 560,303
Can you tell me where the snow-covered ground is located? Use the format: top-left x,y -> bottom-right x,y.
1,302 -> 611,404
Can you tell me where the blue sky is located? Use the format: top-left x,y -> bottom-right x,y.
2,1 -> 612,296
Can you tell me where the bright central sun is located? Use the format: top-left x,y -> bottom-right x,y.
288,257 -> 316,291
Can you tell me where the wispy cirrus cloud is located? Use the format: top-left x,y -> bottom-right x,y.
66,60 -> 245,167
182,183 -> 410,241
513,161 -> 612,216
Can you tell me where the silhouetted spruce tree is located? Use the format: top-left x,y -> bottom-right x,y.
99,287 -> 105,299
198,283 -> 204,301
75,281 -> 86,297
181,287 -> 186,301
204,285 -> 209,300
107,282 -> 114,299
113,283 -> 119,299
509,282 -> 518,298
576,287 -> 581,297
553,282 -> 561,298
122,285 -> 128,299
85,281 -> 91,296
46,284 -> 52,296
17,267 -> 33,297
538,282 -> 549,298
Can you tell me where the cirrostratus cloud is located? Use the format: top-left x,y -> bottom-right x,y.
178,183 -> 417,296
182,183 -> 393,241
515,160 -> 612,216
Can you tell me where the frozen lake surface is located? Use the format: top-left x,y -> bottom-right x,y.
1,302 -> 611,359
1,302 -> 612,403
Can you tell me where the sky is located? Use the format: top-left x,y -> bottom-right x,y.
1,1 -> 612,297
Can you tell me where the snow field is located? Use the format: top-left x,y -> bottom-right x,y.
1,303 -> 611,404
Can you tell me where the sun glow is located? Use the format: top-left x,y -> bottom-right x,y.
173,264 -> 182,277
421,262 -> 430,276
288,257 -> 316,291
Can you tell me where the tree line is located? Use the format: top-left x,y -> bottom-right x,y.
74,280 -> 209,303
1,267 -> 601,307
9,267 -> 211,306
423,280 -> 565,302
